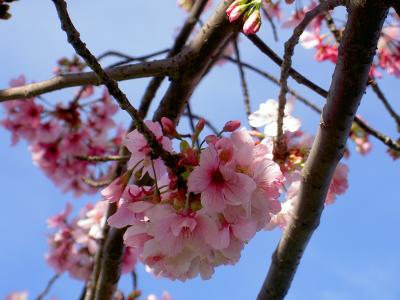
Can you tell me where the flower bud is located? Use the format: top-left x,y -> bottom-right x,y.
161,117 -> 177,137
195,118 -> 206,133
226,1 -> 248,22
243,9 -> 261,35
223,120 -> 241,132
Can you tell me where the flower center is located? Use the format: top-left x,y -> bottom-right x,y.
211,169 -> 225,185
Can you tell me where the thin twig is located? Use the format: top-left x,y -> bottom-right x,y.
274,0 -> 344,160
182,112 -> 219,135
224,56 -> 322,114
76,155 -> 130,163
98,48 -> 169,63
82,178 -> 112,188
233,39 -> 253,122
261,6 -> 279,42
35,274 -> 60,300
246,34 -> 329,98
370,78 -> 400,130
131,270 -> 138,291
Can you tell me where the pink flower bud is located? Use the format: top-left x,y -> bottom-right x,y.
226,1 -> 248,22
223,120 -> 241,132
161,117 -> 176,136
195,118 -> 206,132
226,0 -> 242,15
243,9 -> 261,35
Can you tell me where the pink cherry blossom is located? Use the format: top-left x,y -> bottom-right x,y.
124,120 -> 172,179
187,144 -> 256,212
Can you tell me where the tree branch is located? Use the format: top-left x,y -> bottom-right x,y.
35,274 -> 60,300
0,59 -> 176,102
138,0 -> 210,118
246,34 -> 329,97
257,2 -> 389,299
153,0 -> 240,122
224,56 -> 322,114
274,0 -> 345,160
98,48 -> 169,67
261,6 -> 278,42
370,80 -> 400,130
233,39 -> 253,121
76,155 -> 130,163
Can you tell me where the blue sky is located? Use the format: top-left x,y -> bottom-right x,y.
1,1 -> 399,299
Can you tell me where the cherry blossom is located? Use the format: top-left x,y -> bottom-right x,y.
248,99 -> 301,136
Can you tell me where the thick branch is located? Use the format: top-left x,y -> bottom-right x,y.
257,2 -> 389,299
0,59 -> 176,102
323,10 -> 400,130
153,0 -> 240,122
138,0 -> 210,118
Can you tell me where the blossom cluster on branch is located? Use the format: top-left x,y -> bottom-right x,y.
1,75 -> 123,196
98,98 -> 349,281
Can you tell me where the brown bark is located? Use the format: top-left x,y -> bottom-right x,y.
257,1 -> 389,299
0,59 -> 176,102
153,0 -> 240,122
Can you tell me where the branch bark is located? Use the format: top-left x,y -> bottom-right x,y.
257,1 -> 389,299
153,0 -> 240,122
138,0 -> 210,117
0,59 -> 176,102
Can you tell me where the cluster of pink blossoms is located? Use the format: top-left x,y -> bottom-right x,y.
102,119 -> 284,280
1,75 -> 123,196
295,2 -> 400,78
46,201 -> 136,280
